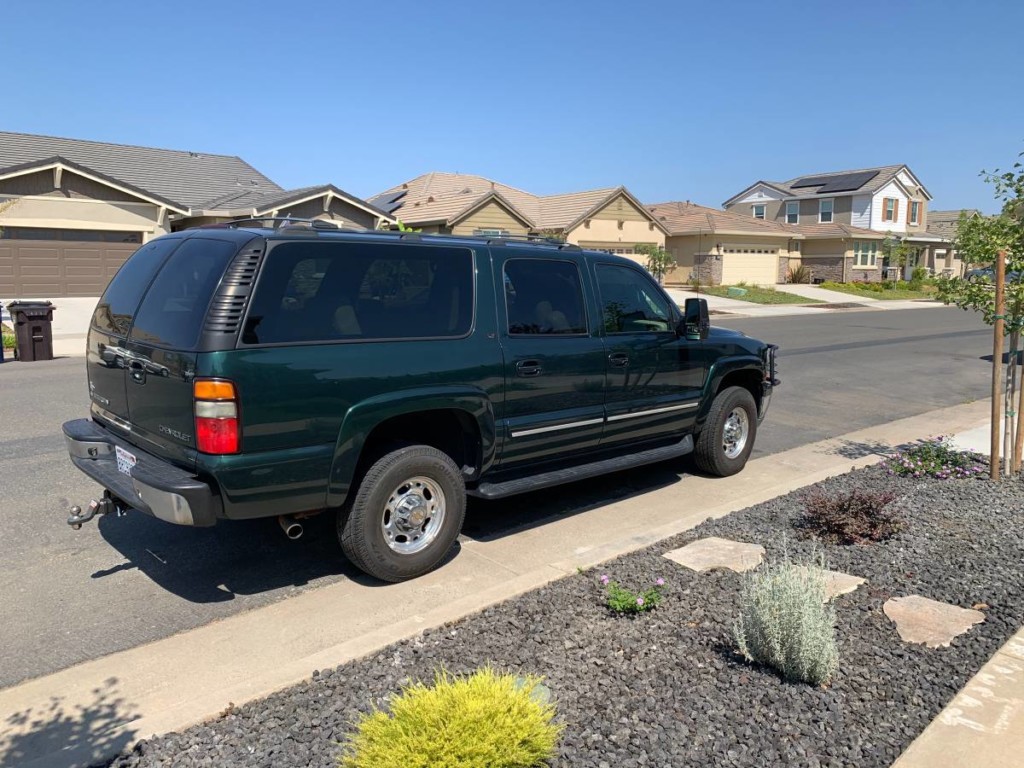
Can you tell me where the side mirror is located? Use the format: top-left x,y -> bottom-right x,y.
681,297 -> 709,341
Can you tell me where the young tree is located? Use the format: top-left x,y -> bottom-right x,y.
882,234 -> 913,285
937,150 -> 1024,475
635,243 -> 675,284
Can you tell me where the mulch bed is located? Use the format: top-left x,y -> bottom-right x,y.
106,464 -> 1024,768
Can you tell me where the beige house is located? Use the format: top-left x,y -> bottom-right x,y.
370,172 -> 667,264
722,164 -> 951,280
924,209 -> 980,276
646,201 -> 887,286
0,132 -> 394,299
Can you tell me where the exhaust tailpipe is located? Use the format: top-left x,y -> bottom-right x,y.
278,514 -> 303,540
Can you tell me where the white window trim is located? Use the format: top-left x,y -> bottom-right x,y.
785,201 -> 799,224
909,201 -> 920,225
854,240 -> 878,268
752,204 -> 766,220
818,198 -> 834,224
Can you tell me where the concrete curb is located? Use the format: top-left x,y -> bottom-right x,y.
0,399 -> 992,768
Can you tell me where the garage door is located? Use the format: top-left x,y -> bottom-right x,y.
0,228 -> 142,297
721,253 -> 778,286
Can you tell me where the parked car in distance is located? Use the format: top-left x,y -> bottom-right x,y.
964,266 -> 1022,282
63,221 -> 778,582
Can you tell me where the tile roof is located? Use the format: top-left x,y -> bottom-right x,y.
774,164 -> 907,198
0,131 -> 283,210
647,201 -> 794,236
371,172 -> 651,232
925,209 -> 982,241
791,222 -> 887,240
725,164 -> 922,205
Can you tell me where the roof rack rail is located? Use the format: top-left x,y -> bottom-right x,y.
199,217 -> 363,231
483,233 -> 581,251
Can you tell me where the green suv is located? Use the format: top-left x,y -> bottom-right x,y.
63,221 -> 777,582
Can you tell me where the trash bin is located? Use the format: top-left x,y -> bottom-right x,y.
7,301 -> 56,362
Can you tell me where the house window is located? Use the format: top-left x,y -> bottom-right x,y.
475,228 -> 509,237
909,201 -> 920,225
854,241 -> 878,267
785,201 -> 799,224
883,197 -> 899,222
818,199 -> 834,223
752,204 -> 766,220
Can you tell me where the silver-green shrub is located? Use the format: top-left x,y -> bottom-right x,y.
734,556 -> 838,685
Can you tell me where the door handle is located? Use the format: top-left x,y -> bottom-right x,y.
608,352 -> 630,368
516,359 -> 543,377
128,358 -> 147,384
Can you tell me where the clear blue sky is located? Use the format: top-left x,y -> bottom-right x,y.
5,0 -> 1022,213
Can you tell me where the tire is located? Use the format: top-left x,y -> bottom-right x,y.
694,386 -> 758,477
338,445 -> 466,583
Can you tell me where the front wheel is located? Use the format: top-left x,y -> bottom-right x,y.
338,445 -> 466,582
694,386 -> 758,477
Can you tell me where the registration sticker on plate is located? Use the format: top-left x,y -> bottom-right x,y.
115,445 -> 137,476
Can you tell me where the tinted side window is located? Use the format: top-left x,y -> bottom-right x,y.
596,264 -> 672,333
503,259 -> 587,335
129,239 -> 238,348
242,241 -> 474,344
91,239 -> 180,336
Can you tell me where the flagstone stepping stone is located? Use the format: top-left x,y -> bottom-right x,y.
883,595 -> 986,648
663,537 -> 764,573
793,566 -> 866,602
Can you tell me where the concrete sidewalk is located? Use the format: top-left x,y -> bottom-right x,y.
771,283 -> 880,303
0,399 -> 995,768
666,285 -> 945,320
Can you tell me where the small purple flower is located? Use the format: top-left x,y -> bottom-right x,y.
656,578 -> 666,587
636,597 -> 645,607
599,574 -> 609,586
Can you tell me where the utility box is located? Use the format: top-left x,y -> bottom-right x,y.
8,301 -> 56,362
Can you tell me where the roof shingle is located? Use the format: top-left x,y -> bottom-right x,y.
0,131 -> 283,210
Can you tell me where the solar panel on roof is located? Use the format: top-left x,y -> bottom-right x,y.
368,190 -> 408,214
816,170 -> 880,194
790,175 -> 836,188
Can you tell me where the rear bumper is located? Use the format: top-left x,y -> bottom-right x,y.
62,418 -> 220,527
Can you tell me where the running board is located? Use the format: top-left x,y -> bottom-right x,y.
470,435 -> 693,500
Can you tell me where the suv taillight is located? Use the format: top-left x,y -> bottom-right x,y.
194,379 -> 240,454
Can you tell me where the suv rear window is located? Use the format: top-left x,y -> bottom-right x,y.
91,238 -> 181,336
242,241 -> 474,344
128,238 -> 238,349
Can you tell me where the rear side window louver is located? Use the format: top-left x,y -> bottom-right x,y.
204,245 -> 264,335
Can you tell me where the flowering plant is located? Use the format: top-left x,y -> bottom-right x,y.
884,436 -> 986,480
599,574 -> 665,614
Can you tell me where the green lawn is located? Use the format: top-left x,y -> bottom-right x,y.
819,281 -> 940,301
697,285 -> 822,305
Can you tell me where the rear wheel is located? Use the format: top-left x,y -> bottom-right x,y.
338,445 -> 465,582
694,386 -> 758,477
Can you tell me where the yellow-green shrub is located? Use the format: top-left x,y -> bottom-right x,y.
339,667 -> 563,768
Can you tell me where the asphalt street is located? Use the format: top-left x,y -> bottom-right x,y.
0,305 -> 994,688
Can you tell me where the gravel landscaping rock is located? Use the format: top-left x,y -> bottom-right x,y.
104,464 -> 1024,768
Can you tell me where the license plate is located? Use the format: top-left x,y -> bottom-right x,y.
115,445 -> 137,476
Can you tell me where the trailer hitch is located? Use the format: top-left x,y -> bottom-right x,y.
67,494 -> 127,529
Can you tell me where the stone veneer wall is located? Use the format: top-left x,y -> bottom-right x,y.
847,261 -> 883,283
801,256 -> 845,283
778,256 -> 795,284
693,254 -> 723,286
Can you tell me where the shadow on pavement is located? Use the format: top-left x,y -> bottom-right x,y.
96,511 -> 366,604
0,677 -> 136,768
93,458 -> 697,601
